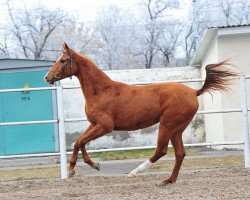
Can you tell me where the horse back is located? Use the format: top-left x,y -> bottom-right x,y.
109,82 -> 198,131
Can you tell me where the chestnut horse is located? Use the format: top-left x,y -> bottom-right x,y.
45,43 -> 237,185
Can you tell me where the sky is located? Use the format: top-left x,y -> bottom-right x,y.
0,0 -> 191,24
35,0 -> 140,21
0,0 -> 142,23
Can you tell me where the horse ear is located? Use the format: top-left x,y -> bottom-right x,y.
63,42 -> 70,52
63,42 -> 74,55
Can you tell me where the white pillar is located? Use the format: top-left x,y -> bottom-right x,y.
56,86 -> 68,178
240,75 -> 250,168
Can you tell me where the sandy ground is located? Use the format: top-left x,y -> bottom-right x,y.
0,150 -> 249,200
0,167 -> 249,200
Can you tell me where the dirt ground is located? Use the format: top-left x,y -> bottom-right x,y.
0,151 -> 249,200
0,167 -> 249,200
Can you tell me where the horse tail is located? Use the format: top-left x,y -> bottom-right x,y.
197,60 -> 239,96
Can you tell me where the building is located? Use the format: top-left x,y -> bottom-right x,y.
0,59 -> 57,155
190,25 -> 250,148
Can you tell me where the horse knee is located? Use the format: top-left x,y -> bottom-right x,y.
73,142 -> 79,149
69,160 -> 76,165
176,151 -> 186,161
77,138 -> 86,149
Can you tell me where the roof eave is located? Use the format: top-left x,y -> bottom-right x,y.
190,28 -> 218,67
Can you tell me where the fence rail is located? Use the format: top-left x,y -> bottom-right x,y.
0,120 -> 58,126
0,75 -> 249,179
0,86 -> 57,93
1,108 -> 249,126
0,141 -> 244,160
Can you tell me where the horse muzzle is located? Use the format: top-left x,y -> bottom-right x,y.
44,74 -> 55,85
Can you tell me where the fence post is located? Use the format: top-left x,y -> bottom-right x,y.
56,86 -> 68,178
240,75 -> 250,168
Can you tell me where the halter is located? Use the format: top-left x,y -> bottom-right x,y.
54,51 -> 74,79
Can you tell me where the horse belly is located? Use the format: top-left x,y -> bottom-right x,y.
114,106 -> 160,131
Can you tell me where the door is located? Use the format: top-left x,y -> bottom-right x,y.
0,92 -> 4,156
0,70 -> 55,155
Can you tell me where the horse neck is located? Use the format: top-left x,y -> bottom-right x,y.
75,55 -> 112,100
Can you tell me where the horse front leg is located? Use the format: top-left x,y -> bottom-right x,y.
69,122 -> 113,177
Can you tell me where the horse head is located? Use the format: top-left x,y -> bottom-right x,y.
45,43 -> 77,84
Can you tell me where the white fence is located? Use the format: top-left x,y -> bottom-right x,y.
0,75 -> 249,179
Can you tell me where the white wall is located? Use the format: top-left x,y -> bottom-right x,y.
218,33 -> 250,147
200,31 -> 250,149
200,37 -> 225,145
61,67 -> 204,150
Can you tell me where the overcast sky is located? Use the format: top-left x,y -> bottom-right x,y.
0,0 -> 191,24
0,0 -> 142,23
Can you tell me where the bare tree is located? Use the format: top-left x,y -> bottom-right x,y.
236,0 -> 250,24
0,31 -> 9,58
184,24 -> 195,65
5,0 -> 69,59
94,6 -> 138,70
218,0 -> 235,26
181,0 -> 250,66
206,0 -> 250,26
133,0 -> 179,68
42,20 -> 98,60
217,0 -> 250,25
156,22 -> 182,67
181,0 -> 213,65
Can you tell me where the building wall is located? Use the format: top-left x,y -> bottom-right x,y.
200,31 -> 250,149
218,33 -> 250,145
200,38 -> 226,145
61,67 -> 204,150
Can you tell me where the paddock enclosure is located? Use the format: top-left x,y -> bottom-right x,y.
1,69 -> 249,199
0,75 -> 249,179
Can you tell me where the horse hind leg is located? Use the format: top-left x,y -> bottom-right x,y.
80,145 -> 100,171
161,132 -> 186,185
71,122 -> 113,176
158,122 -> 191,186
128,123 -> 172,178
68,125 -> 93,177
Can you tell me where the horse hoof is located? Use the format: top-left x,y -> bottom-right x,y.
157,179 -> 175,186
156,181 -> 167,187
94,163 -> 100,171
68,170 -> 75,178
128,173 -> 137,178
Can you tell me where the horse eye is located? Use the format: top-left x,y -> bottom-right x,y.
60,59 -> 65,63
